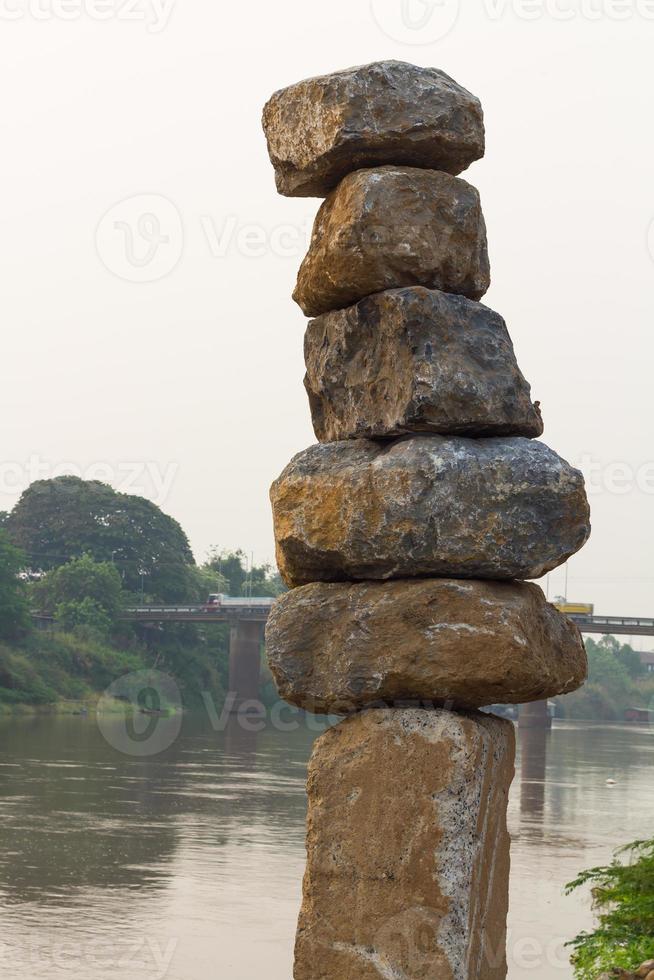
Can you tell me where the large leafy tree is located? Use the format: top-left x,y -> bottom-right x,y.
5,477 -> 195,601
0,530 -> 30,639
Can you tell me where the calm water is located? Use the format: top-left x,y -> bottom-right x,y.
0,712 -> 652,979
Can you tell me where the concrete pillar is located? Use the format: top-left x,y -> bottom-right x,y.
228,620 -> 264,711
519,699 -> 552,730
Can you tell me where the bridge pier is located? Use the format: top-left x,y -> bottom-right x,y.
519,699 -> 552,730
228,620 -> 265,712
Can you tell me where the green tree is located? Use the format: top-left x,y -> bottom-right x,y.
205,548 -> 286,597
587,641 -> 634,697
34,554 -> 123,629
566,838 -> 654,978
592,636 -> 646,680
55,597 -> 113,635
205,549 -> 248,595
559,636 -> 642,720
0,530 -> 29,639
191,565 -> 229,602
5,477 -> 195,601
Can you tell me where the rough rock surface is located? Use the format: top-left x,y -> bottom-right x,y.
270,435 -> 591,587
304,286 -> 543,441
265,579 -> 587,714
262,60 -> 485,197
293,166 -> 490,316
294,708 -> 515,980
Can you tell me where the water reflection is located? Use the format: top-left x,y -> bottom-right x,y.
519,725 -> 549,822
0,713 -> 652,980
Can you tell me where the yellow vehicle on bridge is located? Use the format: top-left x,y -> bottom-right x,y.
554,601 -> 594,616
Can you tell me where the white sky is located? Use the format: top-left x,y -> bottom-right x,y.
0,0 -> 652,618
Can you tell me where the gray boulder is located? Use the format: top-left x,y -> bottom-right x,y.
270,435 -> 591,586
266,578 -> 588,714
293,166 -> 490,316
262,60 -> 484,197
304,286 -> 543,441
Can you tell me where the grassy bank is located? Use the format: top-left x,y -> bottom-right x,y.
0,623 -> 233,715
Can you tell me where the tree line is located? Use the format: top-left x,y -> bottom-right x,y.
0,475 -> 284,641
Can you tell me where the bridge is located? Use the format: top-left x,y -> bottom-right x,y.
122,599 -> 276,712
123,599 -> 275,624
566,614 -> 654,637
119,603 -> 654,712
123,603 -> 654,638
34,601 -> 654,713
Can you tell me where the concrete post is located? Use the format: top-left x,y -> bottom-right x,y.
227,620 -> 264,711
519,699 -> 552,730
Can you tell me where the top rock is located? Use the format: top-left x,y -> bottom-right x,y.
262,60 -> 484,197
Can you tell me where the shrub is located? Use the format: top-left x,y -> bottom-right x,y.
566,838 -> 654,978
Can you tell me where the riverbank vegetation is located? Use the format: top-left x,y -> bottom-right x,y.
566,837 -> 654,979
558,636 -> 654,722
0,477 -> 284,712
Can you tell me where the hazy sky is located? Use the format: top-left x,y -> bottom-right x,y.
1,0 -> 652,619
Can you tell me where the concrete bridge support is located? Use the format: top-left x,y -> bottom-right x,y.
228,620 -> 265,711
519,699 -> 552,730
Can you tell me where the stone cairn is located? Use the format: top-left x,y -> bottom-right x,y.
262,61 -> 591,980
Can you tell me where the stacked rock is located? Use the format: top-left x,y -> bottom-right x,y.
599,962 -> 654,980
263,61 -> 591,980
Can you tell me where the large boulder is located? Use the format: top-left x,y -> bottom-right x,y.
262,60 -> 484,198
270,435 -> 591,586
293,166 -> 490,316
294,708 -> 514,980
265,579 -> 587,714
304,286 -> 543,441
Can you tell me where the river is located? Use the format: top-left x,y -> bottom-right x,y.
0,711 -> 652,979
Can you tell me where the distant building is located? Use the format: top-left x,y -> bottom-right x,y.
639,652 -> 654,673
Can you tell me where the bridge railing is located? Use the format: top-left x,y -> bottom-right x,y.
121,599 -> 276,622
